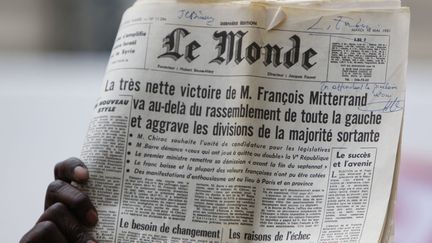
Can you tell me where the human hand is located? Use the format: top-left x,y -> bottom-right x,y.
20,158 -> 98,243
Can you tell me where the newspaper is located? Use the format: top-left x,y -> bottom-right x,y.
80,0 -> 410,242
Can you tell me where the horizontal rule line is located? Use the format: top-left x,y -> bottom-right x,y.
164,23 -> 391,37
106,67 -> 387,84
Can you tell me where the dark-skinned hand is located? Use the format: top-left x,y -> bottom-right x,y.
20,158 -> 98,243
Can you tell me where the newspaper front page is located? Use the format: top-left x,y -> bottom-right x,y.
81,1 -> 410,242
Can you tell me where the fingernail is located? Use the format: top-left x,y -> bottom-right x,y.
86,209 -> 98,225
74,166 -> 89,181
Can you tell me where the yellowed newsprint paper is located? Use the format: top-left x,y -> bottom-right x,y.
80,0 -> 410,242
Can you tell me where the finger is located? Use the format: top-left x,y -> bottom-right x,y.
37,202 -> 97,243
45,180 -> 98,226
20,221 -> 68,243
54,157 -> 89,183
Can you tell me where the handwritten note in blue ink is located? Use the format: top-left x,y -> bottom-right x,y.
308,16 -> 375,32
178,9 -> 215,26
360,97 -> 404,113
321,81 -> 399,99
